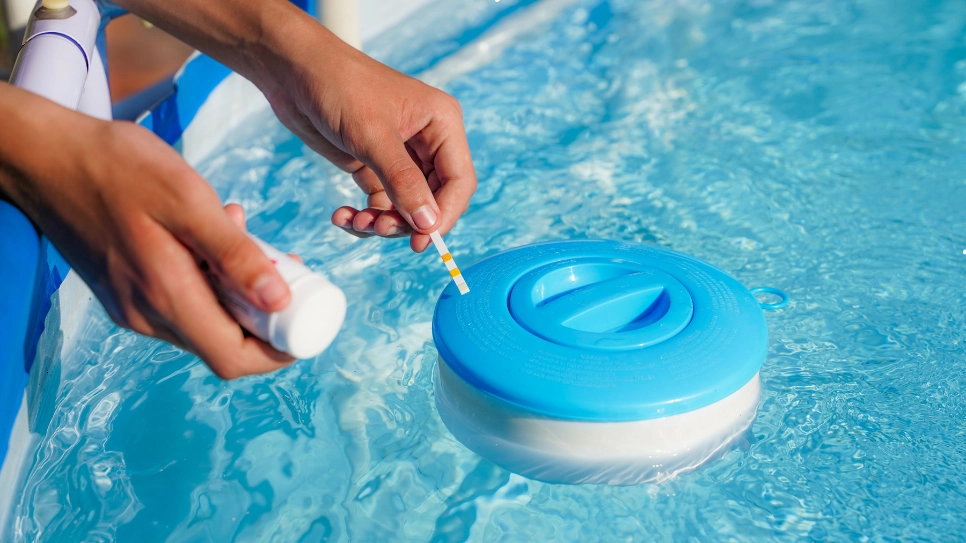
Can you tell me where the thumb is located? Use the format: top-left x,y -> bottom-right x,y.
183,213 -> 291,313
364,133 -> 440,233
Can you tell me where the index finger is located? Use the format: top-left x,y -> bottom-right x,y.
159,246 -> 295,379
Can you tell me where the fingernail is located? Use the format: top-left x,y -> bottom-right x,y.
386,226 -> 400,236
411,206 -> 438,230
254,274 -> 288,307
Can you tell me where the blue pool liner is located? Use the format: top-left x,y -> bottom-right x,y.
0,202 -> 39,465
138,55 -> 233,144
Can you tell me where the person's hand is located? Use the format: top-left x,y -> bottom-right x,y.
254,23 -> 478,252
110,1 -> 477,252
0,83 -> 295,379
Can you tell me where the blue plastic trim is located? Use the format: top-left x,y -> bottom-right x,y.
139,55 -> 232,144
433,241 -> 770,422
23,240 -> 71,374
291,0 -> 315,16
0,202 -> 40,465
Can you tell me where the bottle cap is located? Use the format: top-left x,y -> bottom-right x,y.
270,274 -> 346,359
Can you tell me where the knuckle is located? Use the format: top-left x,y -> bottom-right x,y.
175,176 -> 207,203
137,247 -> 187,316
139,276 -> 177,319
209,363 -> 246,381
446,95 -> 463,116
172,178 -> 216,216
107,310 -> 131,331
130,323 -> 153,337
140,293 -> 170,323
114,305 -> 152,336
215,237 -> 268,291
204,350 -> 247,380
384,158 -> 424,188
393,183 -> 424,206
429,90 -> 462,118
210,353 -> 273,381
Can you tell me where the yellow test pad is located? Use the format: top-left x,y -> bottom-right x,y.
430,231 -> 470,295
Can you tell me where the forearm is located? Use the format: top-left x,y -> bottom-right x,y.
0,82 -> 87,217
111,0 -> 343,98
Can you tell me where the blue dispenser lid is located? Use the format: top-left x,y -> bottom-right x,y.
432,240 -> 768,422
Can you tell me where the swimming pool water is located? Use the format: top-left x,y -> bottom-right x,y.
7,0 -> 966,540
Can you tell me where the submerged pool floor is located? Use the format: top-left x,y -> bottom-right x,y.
7,0 -> 966,540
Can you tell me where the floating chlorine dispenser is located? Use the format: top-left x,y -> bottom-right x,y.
432,240 -> 785,485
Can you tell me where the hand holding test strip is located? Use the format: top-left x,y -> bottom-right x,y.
430,231 -> 470,295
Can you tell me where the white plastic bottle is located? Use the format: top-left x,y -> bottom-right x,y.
213,235 -> 347,359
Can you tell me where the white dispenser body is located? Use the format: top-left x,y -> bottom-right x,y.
435,359 -> 761,485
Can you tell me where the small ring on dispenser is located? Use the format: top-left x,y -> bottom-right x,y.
750,287 -> 788,310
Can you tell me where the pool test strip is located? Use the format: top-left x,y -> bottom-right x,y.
430,230 -> 470,295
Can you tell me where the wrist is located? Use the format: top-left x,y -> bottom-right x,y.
112,0 -> 318,92
244,12 -> 356,104
0,174 -> 12,206
0,84 -> 91,220
225,1 -> 316,88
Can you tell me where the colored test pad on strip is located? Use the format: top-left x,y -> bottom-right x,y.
429,231 -> 470,295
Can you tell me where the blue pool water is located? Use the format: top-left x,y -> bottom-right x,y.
7,0 -> 966,540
